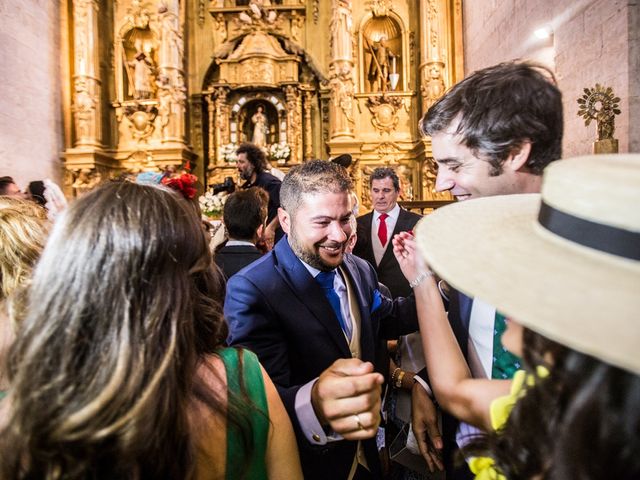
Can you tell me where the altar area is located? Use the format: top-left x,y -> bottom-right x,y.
61,0 -> 463,209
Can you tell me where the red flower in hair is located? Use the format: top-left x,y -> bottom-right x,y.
162,173 -> 198,199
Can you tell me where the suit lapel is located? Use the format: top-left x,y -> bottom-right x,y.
358,212 -> 375,263
273,238 -> 351,356
341,255 -> 375,363
458,292 -> 473,331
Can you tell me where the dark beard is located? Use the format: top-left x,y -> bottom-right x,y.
239,168 -> 253,181
289,230 -> 342,272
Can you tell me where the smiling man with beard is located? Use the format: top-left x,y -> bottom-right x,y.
225,160 -> 420,480
412,61 -> 564,480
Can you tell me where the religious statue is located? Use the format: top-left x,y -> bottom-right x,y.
251,105 -> 269,147
367,36 -> 397,92
128,51 -> 155,99
330,0 -> 353,60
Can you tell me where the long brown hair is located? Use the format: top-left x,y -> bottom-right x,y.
465,329 -> 640,479
0,181 -> 249,479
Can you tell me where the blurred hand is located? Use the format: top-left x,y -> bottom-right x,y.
262,226 -> 276,251
411,382 -> 444,472
392,231 -> 428,283
311,358 -> 384,440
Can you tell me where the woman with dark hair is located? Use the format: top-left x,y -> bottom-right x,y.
0,181 -> 302,479
393,154 -> 640,479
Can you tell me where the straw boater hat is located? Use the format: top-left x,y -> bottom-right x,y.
415,154 -> 640,375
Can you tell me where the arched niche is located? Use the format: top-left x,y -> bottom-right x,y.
116,22 -> 159,102
229,93 -> 287,146
357,13 -> 408,93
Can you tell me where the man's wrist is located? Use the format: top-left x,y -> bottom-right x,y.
310,378 -> 328,426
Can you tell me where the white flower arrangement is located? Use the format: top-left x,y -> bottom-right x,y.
199,190 -> 227,218
268,143 -> 291,164
221,143 -> 238,164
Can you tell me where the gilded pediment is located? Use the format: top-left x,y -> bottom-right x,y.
218,31 -> 299,87
227,31 -> 289,61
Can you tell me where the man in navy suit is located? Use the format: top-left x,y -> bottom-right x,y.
412,61 -> 564,479
225,160 -> 419,480
215,188 -> 267,279
353,167 -> 421,299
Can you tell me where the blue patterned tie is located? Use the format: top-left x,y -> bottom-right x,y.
315,270 -> 351,340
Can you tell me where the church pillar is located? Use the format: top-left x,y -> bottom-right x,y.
329,0 -> 355,140
71,0 -> 102,148
285,86 -> 302,164
419,0 -> 448,115
157,0 -> 186,144
213,87 -> 230,165
302,89 -> 314,161
205,94 -> 217,165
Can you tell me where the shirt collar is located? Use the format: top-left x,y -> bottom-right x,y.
374,203 -> 400,222
226,239 -> 256,247
300,259 -> 325,278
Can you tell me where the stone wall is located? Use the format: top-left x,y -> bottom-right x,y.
463,0 -> 638,156
0,1 -> 63,189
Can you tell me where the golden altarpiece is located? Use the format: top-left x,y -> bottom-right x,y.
61,0 -> 463,208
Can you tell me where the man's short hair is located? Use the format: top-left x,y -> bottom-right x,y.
369,167 -> 400,192
280,160 -> 353,217
0,176 -> 17,195
223,188 -> 268,241
236,143 -> 267,174
420,61 -> 563,175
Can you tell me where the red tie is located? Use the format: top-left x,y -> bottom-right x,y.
378,213 -> 389,246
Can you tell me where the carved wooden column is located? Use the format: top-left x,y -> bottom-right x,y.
419,0 -> 448,115
205,93 -> 217,165
157,0 -> 186,143
329,0 -> 355,139
285,86 -> 302,164
213,87 -> 230,164
302,89 -> 314,161
72,0 -> 102,148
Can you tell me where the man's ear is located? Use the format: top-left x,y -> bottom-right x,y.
278,207 -> 291,234
505,141 -> 532,172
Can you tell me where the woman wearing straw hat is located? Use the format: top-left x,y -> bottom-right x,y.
392,154 -> 640,479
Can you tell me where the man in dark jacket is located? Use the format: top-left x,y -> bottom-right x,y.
215,187 -> 268,278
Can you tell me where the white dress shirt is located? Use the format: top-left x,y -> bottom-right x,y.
371,203 -> 400,266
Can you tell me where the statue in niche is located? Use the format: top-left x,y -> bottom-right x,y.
251,105 -> 269,147
367,35 -> 397,92
128,51 -> 155,99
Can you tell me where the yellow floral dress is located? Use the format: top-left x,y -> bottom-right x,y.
468,367 -> 549,480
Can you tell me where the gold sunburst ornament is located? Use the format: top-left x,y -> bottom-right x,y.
577,84 -> 620,153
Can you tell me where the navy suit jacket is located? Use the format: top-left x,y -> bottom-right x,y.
353,208 -> 422,298
224,237 -> 418,480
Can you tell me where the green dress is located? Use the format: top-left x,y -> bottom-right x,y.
219,347 -> 270,480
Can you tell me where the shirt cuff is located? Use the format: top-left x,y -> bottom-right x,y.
295,378 -> 344,445
413,375 -> 434,399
